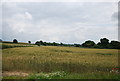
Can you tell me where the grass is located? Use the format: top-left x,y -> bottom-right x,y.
96,53 -> 113,55
27,71 -> 67,79
3,71 -> 119,79
62,72 -> 119,79
2,44 -> 119,79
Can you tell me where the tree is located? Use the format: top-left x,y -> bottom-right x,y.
35,41 -> 40,46
53,42 -> 57,46
13,39 -> 18,43
100,38 -> 109,45
43,42 -> 47,46
109,41 -> 120,49
40,40 -> 44,45
60,42 -> 63,46
28,41 -> 31,44
74,44 -> 81,47
98,38 -> 109,48
82,40 -> 95,48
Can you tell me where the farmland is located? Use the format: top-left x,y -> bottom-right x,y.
1,42 -> 36,49
2,43 -> 119,79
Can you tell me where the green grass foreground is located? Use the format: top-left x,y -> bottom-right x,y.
2,43 -> 119,79
3,72 -> 119,79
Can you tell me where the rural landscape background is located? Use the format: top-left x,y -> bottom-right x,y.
1,38 -> 120,79
1,1 -> 120,80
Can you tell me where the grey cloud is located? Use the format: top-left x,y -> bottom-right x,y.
2,2 -> 118,43
112,12 -> 118,20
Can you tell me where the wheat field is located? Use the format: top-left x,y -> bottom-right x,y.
2,45 -> 119,79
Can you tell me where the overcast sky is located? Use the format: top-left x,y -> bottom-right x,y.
1,2 -> 118,44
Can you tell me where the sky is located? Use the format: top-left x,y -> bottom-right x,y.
1,1 -> 118,44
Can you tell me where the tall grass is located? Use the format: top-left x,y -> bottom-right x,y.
2,46 -> 119,79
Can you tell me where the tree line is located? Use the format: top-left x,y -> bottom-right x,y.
1,38 -> 120,49
34,38 -> 120,49
81,38 -> 120,49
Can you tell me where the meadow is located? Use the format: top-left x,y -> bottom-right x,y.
2,43 -> 119,79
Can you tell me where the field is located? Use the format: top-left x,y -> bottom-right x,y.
2,43 -> 119,79
1,42 -> 36,49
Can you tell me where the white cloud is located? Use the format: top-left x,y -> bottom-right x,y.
4,12 -> 33,33
25,12 -> 32,20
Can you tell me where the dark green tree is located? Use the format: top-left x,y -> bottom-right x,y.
40,40 -> 44,45
98,38 -> 109,48
100,38 -> 109,44
53,42 -> 57,46
28,41 -> 31,44
109,41 -> 120,49
60,42 -> 63,46
74,44 -> 81,47
43,42 -> 47,46
82,40 -> 95,48
35,41 -> 40,46
13,39 -> 18,43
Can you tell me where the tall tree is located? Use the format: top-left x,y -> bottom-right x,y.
98,38 -> 109,48
82,40 -> 95,48
100,38 -> 109,45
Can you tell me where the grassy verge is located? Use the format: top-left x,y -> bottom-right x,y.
3,71 -> 119,79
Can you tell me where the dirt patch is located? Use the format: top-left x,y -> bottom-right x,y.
2,71 -> 29,77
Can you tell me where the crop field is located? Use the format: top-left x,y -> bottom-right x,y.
2,43 -> 119,79
1,42 -> 36,49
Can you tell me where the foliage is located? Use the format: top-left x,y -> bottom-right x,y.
34,38 -> 120,49
82,40 -> 95,48
97,38 -> 109,48
1,37 -> 120,49
74,44 -> 81,47
109,41 -> 120,49
13,39 -> 18,43
96,38 -> 120,49
28,41 -> 31,44
35,41 -> 40,46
